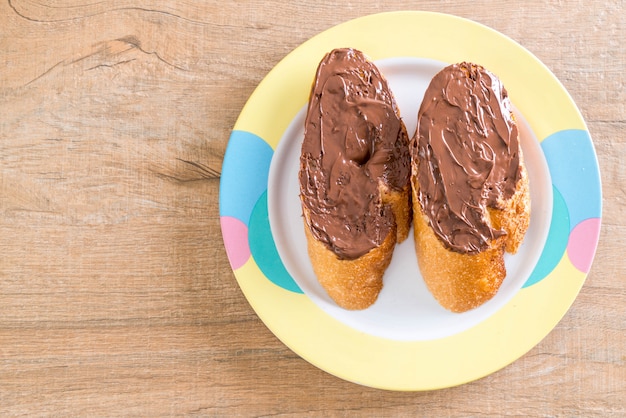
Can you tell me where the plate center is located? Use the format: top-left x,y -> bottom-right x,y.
268,57 -> 552,341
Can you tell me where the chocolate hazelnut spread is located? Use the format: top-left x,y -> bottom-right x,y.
414,62 -> 521,254
299,48 -> 410,260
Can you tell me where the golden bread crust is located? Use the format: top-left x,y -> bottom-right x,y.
302,183 -> 411,310
411,159 -> 530,313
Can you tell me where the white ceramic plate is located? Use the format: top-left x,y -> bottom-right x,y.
268,57 -> 553,341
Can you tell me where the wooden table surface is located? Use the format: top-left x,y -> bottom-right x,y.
1,0 -> 624,415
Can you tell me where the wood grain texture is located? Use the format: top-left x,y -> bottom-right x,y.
1,0 -> 624,415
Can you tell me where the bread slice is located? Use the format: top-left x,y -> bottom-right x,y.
411,62 -> 530,313
299,48 -> 411,310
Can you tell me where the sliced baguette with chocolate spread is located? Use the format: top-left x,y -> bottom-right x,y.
411,62 -> 530,313
299,48 -> 411,310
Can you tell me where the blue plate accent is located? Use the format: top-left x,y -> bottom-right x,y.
220,130 -> 274,224
249,191 -> 303,293
541,129 -> 602,229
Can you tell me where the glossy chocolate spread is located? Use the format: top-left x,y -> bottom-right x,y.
414,62 -> 521,254
299,48 -> 410,260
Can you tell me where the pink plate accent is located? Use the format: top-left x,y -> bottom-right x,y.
567,218 -> 601,273
220,216 -> 251,269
